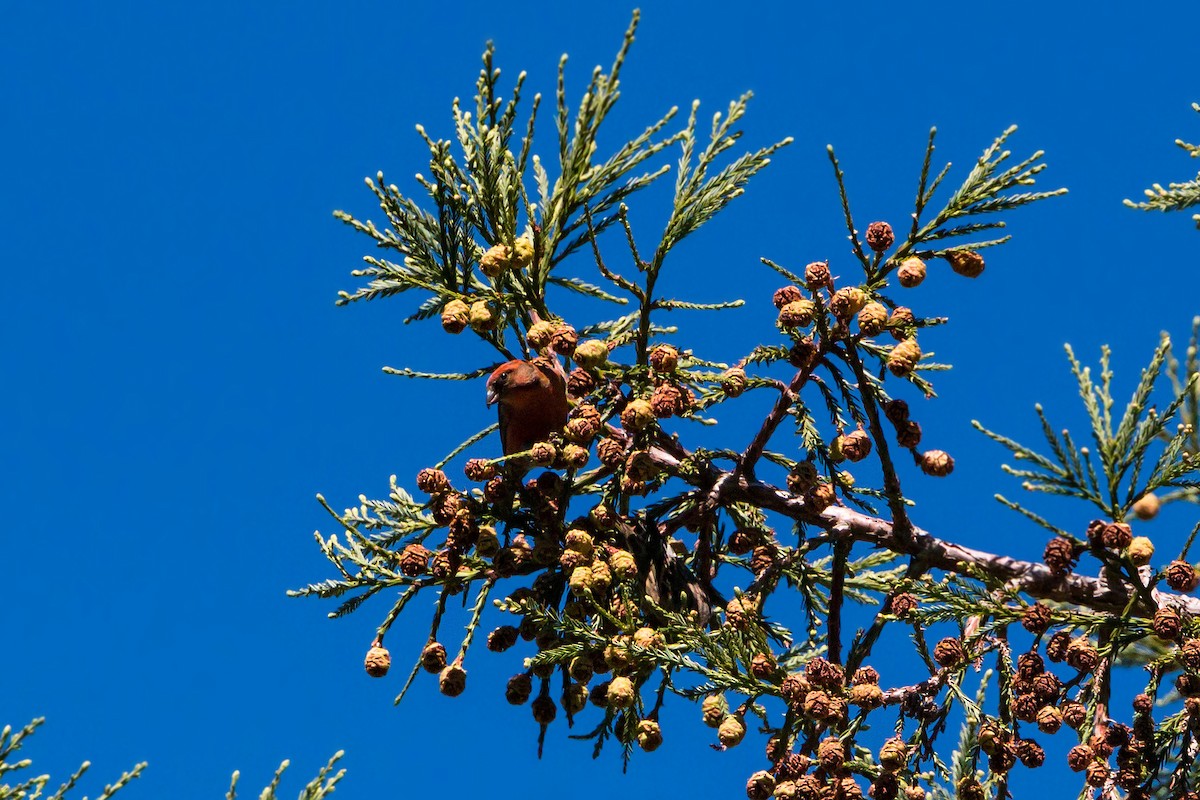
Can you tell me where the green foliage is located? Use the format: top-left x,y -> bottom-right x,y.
225,753 -> 345,800
1125,101 -> 1200,229
0,719 -> 144,800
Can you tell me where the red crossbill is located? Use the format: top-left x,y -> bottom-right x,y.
485,358 -> 570,456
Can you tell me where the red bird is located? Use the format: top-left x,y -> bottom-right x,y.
485,358 -> 570,456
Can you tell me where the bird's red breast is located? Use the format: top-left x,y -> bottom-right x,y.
485,358 -> 570,456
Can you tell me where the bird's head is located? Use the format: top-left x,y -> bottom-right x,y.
485,360 -> 533,407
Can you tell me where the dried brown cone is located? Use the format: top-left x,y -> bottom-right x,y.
649,344 -> 680,373
487,625 -> 519,653
1101,521 -> 1133,550
1179,638 -> 1200,670
567,366 -> 596,397
896,256 -> 926,288
438,662 -> 467,697
596,436 -> 626,467
621,398 -> 655,432
399,543 -> 431,577
1132,492 -> 1161,520
956,778 -> 984,800
479,243 -> 511,278
421,641 -> 448,673
933,637 -> 966,667
817,737 -> 846,771
1065,637 -> 1100,671
858,301 -> 888,336
746,771 -> 777,800
717,714 -> 747,747
918,450 -> 954,477
773,285 -> 805,309
1066,744 -> 1094,772
884,399 -> 910,425
415,467 -> 451,496
870,773 -> 900,800
1153,606 -> 1183,641
895,420 -> 922,448
1031,672 -> 1062,702
364,645 -> 391,678
804,656 -> 845,689
849,682 -> 883,709
1013,693 -> 1041,722
853,666 -> 880,685
804,261 -> 832,290
1017,650 -> 1045,679
836,429 -> 872,462
887,338 -> 921,377
749,544 -> 778,575
780,673 -> 810,708
1043,537 -> 1078,576
887,306 -> 916,340
878,737 -> 909,772
830,287 -> 868,320
1016,739 -> 1045,768
1021,603 -> 1053,634
505,672 -> 532,705
1133,693 -> 1154,715
650,383 -> 686,418
635,719 -> 663,752
1035,705 -> 1062,734
1060,700 -> 1088,729
463,457 -> 497,482
788,338 -> 820,369
721,367 -> 748,397
866,221 -> 895,252
889,592 -> 919,619
1166,560 -> 1200,592
440,299 -> 470,334
1085,760 -> 1110,788
944,249 -> 985,278
701,694 -> 727,727
531,694 -> 557,724
779,299 -> 816,328
550,324 -> 578,356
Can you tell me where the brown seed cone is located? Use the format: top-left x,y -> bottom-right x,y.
896,256 -> 926,288
773,285 -> 804,309
879,737 -> 909,771
871,774 -> 900,800
933,637 -> 966,667
525,320 -> 556,350
636,719 -> 663,752
1166,560 -> 1200,592
438,662 -> 467,697
550,324 -> 578,356
956,778 -> 984,800
728,528 -> 762,555
853,666 -> 880,685
596,436 -> 626,467
887,306 -> 916,340
721,367 -> 748,397
1101,521 -> 1133,550
1031,672 -> 1062,702
1179,638 -> 1200,670
830,287 -> 868,320
817,737 -> 846,771
701,694 -> 727,727
649,344 -> 680,373
1152,606 -> 1182,641
573,339 -> 608,368
399,543 -> 432,577
884,399 -> 910,425
415,467 -> 451,496
903,786 -> 927,800
788,338 -> 820,369
849,682 -> 883,709
1067,744 -> 1094,772
1085,761 -> 1110,788
1012,693 -> 1041,722
486,625 -> 519,653
750,544 -> 778,575
717,714 -> 746,747
866,221 -> 895,252
421,642 -> 448,673
889,592 -> 919,618
468,300 -> 496,332
919,449 -> 954,477
567,366 -> 595,397
531,694 -> 557,724
780,673 -> 811,707
779,299 -> 817,329
1016,739 -> 1046,768
621,398 -> 655,432
505,672 -> 532,704
887,338 -> 921,377
1065,637 -> 1099,671
858,301 -> 889,336
746,771 -> 777,800
838,429 -> 872,462
804,656 -> 845,689
1132,492 -> 1161,520
805,481 -> 837,512
1017,651 -> 1045,679
440,299 -> 470,334
944,249 -> 985,278
1035,705 -> 1062,734
1060,700 -> 1088,729
364,645 -> 391,677
1179,673 -> 1200,697
479,243 -> 511,278
1043,537 -> 1078,577
896,420 -> 923,448
787,461 -> 819,493
463,457 -> 496,482
1021,603 -> 1053,634
804,261 -> 832,290
1128,536 -> 1155,566
650,383 -> 685,418
1133,693 -> 1154,715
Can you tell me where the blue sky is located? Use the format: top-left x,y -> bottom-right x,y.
3,2 -> 1197,797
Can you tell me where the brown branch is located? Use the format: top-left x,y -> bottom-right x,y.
738,360 -> 820,480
